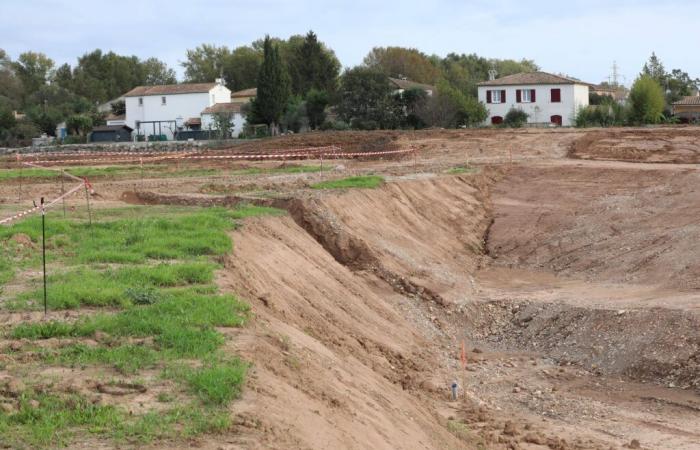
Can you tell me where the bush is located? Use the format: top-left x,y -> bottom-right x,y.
320,120 -> 350,131
628,75 -> 665,124
503,108 -> 529,128
574,102 -> 627,128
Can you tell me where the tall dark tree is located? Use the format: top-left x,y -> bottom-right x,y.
251,36 -> 290,133
289,31 -> 340,96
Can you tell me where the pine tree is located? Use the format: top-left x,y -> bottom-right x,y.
252,36 -> 290,134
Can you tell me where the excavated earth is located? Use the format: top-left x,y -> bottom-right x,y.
2,127 -> 700,449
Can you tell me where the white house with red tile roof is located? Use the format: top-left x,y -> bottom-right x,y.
124,79 -> 231,139
477,71 -> 590,127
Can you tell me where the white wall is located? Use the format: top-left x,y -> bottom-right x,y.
125,85 -> 232,139
201,112 -> 245,138
477,83 -> 589,126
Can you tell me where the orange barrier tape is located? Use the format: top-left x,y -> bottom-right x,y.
24,147 -> 408,165
0,182 -> 83,225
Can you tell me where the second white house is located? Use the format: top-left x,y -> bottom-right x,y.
477,72 -> 590,127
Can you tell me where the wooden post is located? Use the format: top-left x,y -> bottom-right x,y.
60,170 -> 66,218
84,180 -> 92,226
17,154 -> 22,203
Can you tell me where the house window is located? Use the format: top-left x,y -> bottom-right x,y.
161,96 -> 167,105
551,88 -> 561,103
491,116 -> 503,125
551,115 -> 563,126
487,90 -> 506,104
138,97 -> 143,106
517,89 -> 536,103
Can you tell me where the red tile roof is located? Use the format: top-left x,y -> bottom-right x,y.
201,103 -> 242,114
478,71 -> 591,87
124,83 -> 217,97
673,95 -> 700,106
231,87 -> 257,98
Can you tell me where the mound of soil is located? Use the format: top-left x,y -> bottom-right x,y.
570,128 -> 700,164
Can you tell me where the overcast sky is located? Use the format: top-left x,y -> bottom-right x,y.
2,0 -> 699,86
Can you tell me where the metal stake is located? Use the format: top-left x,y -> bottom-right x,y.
41,197 -> 47,316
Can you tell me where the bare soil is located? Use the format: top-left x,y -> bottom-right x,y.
2,127 -> 700,449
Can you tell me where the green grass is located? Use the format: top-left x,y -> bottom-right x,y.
183,358 -> 248,405
311,175 -> 384,190
0,390 -> 234,448
0,204 -> 281,447
11,262 -> 217,310
230,164 -> 330,176
445,165 -> 478,175
0,165 -> 226,182
49,344 -> 160,374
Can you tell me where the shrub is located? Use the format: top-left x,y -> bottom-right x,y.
628,75 -> 665,124
503,108 -> 529,128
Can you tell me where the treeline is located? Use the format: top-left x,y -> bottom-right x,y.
0,30 -> 539,145
576,53 -> 699,127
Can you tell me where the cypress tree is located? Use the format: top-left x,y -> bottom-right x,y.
252,36 -> 290,134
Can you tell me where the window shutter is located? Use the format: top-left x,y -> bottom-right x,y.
486,90 -> 492,103
551,88 -> 561,103
501,90 -> 506,102
516,90 -> 522,103
531,89 -> 536,102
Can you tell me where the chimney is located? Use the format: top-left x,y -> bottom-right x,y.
488,69 -> 497,81
215,78 -> 225,86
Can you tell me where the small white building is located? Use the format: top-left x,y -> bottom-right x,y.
201,103 -> 246,138
389,77 -> 435,96
477,72 -> 590,126
124,79 -> 231,139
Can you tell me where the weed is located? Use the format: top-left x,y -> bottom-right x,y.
311,175 -> 384,190
50,344 -> 159,374
182,358 -> 248,405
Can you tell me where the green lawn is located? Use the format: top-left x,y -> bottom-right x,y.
0,204 -> 282,448
311,175 -> 384,190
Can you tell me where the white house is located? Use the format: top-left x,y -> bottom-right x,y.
477,72 -> 590,126
389,77 -> 435,96
124,79 -> 231,139
201,102 -> 246,138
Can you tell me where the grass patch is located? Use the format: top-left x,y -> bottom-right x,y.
311,175 -> 384,190
1,204 -> 273,447
445,165 -> 478,175
50,344 -> 159,374
0,390 -> 233,448
182,358 -> 247,405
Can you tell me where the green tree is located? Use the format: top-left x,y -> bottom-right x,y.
66,113 -> 93,136
140,57 -> 177,85
364,47 -> 440,84
337,67 -> 394,128
209,112 -> 234,139
182,44 -> 230,83
250,36 -> 291,134
110,100 -> 126,116
417,81 -> 487,128
225,46 -> 263,91
628,75 -> 665,124
13,51 -> 55,105
642,52 -> 666,85
289,31 -> 340,96
305,88 -> 329,129
0,49 -> 23,108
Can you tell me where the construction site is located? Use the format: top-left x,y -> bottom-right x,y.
0,127 -> 699,449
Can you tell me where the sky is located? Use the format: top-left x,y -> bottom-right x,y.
2,0 -> 699,86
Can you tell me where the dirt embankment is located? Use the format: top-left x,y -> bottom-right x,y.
217,174 -> 501,449
569,128 -> 700,164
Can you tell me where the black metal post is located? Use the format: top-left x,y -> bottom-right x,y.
41,197 -> 47,315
